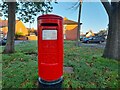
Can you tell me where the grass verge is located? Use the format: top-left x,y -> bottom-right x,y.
1,41 -> 119,88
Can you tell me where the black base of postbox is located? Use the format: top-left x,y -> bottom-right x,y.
38,77 -> 63,88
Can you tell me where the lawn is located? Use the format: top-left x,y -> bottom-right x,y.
1,41 -> 120,88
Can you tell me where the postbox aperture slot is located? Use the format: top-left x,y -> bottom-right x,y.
41,23 -> 58,26
42,30 -> 57,40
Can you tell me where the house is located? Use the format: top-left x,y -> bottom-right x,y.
0,30 -> 4,40
63,17 -> 82,40
0,19 -> 28,36
85,30 -> 95,38
26,28 -> 38,40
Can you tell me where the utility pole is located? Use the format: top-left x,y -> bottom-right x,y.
76,0 -> 82,46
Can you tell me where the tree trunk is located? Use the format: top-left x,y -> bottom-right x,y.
3,2 -> 16,54
103,3 -> 120,60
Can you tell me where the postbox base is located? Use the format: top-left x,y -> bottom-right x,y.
38,77 -> 63,86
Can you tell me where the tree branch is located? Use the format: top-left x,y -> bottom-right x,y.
100,0 -> 111,17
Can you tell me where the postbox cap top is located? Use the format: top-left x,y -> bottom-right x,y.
38,14 -> 63,20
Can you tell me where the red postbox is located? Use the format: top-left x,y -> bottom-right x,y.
37,14 -> 63,85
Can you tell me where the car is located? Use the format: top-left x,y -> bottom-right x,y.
80,36 -> 85,41
82,36 -> 105,44
0,38 -> 7,46
82,37 -> 90,43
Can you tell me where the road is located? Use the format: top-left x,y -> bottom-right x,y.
14,40 -> 27,45
79,42 -> 106,49
0,40 -> 27,46
1,40 -> 106,49
15,41 -> 106,49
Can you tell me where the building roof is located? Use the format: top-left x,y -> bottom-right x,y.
63,17 -> 82,25
0,20 -> 19,28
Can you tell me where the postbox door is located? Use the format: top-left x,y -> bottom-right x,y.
38,26 -> 61,81
39,26 -> 58,64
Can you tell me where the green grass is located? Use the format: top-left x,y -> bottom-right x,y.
1,41 -> 120,88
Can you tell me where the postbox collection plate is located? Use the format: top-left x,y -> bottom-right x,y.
42,30 -> 57,40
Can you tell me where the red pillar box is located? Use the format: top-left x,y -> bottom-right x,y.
37,14 -> 63,85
